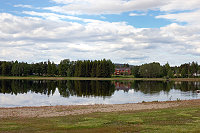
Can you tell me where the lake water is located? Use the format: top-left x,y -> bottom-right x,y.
0,80 -> 199,107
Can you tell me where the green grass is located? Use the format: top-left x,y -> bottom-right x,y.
1,76 -> 200,82
1,106 -> 200,133
111,75 -> 135,78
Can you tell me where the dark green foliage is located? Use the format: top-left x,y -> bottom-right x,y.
0,62 -> 2,75
0,59 -> 199,78
11,61 -> 31,76
131,66 -> 140,78
130,61 -> 200,78
162,62 -> 170,77
58,59 -> 70,76
47,60 -> 52,76
180,63 -> 189,78
91,60 -> 97,77
0,59 -> 114,78
167,69 -> 174,78
1,61 -> 13,76
139,62 -> 162,78
67,61 -> 75,77
73,59 -> 114,78
51,62 -> 57,76
1,62 -> 7,76
190,61 -> 199,77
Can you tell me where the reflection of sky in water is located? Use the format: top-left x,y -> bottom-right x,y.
0,88 -> 199,107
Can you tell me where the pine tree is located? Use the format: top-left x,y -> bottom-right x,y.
0,62 -> 2,75
1,62 -> 6,76
51,62 -> 57,76
11,61 -> 19,76
91,61 -> 97,77
47,60 -> 52,76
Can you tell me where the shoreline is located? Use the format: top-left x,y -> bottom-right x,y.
1,99 -> 200,118
0,76 -> 200,81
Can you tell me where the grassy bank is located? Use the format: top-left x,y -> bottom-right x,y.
0,76 -> 200,81
1,105 -> 200,133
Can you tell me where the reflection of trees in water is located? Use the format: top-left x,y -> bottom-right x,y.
132,81 -> 173,94
0,80 -> 115,98
174,81 -> 200,92
113,81 -> 173,94
0,80 -> 200,98
0,80 -> 57,96
114,81 -> 200,94
58,80 -> 115,98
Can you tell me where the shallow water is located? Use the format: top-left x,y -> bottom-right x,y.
0,80 -> 199,107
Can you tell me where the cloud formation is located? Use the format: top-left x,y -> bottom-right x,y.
156,9 -> 200,25
46,0 -> 165,15
1,10 -> 200,65
14,4 -> 33,9
0,0 -> 200,65
46,0 -> 200,15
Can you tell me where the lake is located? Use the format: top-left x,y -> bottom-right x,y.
0,80 -> 199,107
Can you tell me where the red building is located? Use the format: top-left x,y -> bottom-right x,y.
114,68 -> 131,75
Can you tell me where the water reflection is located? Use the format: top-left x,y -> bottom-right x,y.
0,80 -> 200,97
0,80 -> 199,107
0,80 -> 115,98
58,80 -> 115,98
114,81 -> 200,94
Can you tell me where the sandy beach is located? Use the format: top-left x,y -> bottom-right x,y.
0,99 -> 199,118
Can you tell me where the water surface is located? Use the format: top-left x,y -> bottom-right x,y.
0,80 -> 199,107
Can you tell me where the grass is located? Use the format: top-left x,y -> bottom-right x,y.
1,106 -> 200,133
0,76 -> 200,81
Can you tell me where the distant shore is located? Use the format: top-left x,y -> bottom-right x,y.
0,76 -> 200,81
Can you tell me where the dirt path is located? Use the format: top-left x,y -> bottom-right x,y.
0,99 -> 200,118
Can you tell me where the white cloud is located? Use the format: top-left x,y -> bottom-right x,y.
129,13 -> 146,16
23,11 -> 82,21
45,0 -> 200,15
14,4 -> 33,8
46,0 -> 165,15
0,13 -> 144,63
156,9 -> 200,25
0,12 -> 200,65
159,0 -> 200,11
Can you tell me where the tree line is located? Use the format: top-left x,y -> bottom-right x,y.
131,62 -> 200,78
0,59 -> 115,78
0,59 -> 199,78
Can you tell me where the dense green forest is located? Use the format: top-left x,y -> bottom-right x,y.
0,59 -> 115,78
0,59 -> 199,78
131,62 -> 200,78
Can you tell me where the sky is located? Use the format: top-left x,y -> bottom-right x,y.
0,0 -> 200,66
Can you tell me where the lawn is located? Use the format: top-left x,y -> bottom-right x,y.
1,76 -> 200,82
1,106 -> 200,133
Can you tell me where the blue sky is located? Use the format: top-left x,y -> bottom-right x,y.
0,0 -> 200,65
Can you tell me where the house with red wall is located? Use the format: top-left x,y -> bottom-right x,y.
114,68 -> 131,75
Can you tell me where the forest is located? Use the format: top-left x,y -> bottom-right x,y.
131,62 -> 200,78
0,59 -> 199,78
0,59 -> 115,78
